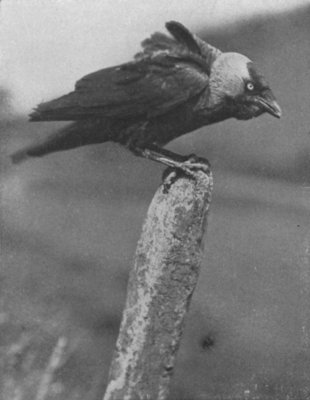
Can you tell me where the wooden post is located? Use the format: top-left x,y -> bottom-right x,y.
104,162 -> 213,400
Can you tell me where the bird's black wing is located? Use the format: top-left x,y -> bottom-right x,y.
30,22 -> 219,122
30,56 -> 209,121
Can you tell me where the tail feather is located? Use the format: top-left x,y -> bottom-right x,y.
11,148 -> 31,164
11,120 -> 108,164
29,92 -> 80,121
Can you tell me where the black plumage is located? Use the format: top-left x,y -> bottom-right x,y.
11,21 -> 281,166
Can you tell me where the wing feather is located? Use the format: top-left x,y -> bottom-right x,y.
30,22 -> 219,122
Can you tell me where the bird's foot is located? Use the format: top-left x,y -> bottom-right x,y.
131,145 -> 210,191
140,148 -> 210,175
175,153 -> 210,175
160,154 -> 210,192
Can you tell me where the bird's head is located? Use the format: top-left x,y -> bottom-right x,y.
209,52 -> 281,120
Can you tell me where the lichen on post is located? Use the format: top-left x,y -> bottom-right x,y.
104,160 -> 213,400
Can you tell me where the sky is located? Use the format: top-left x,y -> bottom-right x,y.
0,0 -> 309,113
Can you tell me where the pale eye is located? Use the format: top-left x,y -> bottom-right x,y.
246,82 -> 255,91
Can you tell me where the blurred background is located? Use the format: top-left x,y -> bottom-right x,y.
0,1 -> 310,399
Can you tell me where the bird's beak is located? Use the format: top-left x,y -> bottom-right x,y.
256,89 -> 282,118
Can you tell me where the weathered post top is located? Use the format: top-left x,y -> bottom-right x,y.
104,160 -> 213,400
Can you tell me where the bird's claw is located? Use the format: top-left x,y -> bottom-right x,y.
179,154 -> 211,175
162,168 -> 179,193
134,147 -> 210,188
161,154 -> 210,192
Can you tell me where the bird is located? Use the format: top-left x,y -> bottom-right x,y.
11,21 -> 281,171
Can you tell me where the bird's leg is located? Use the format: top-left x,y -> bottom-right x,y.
131,144 -> 210,175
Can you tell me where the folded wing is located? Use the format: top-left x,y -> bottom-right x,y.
30,22 -> 220,122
